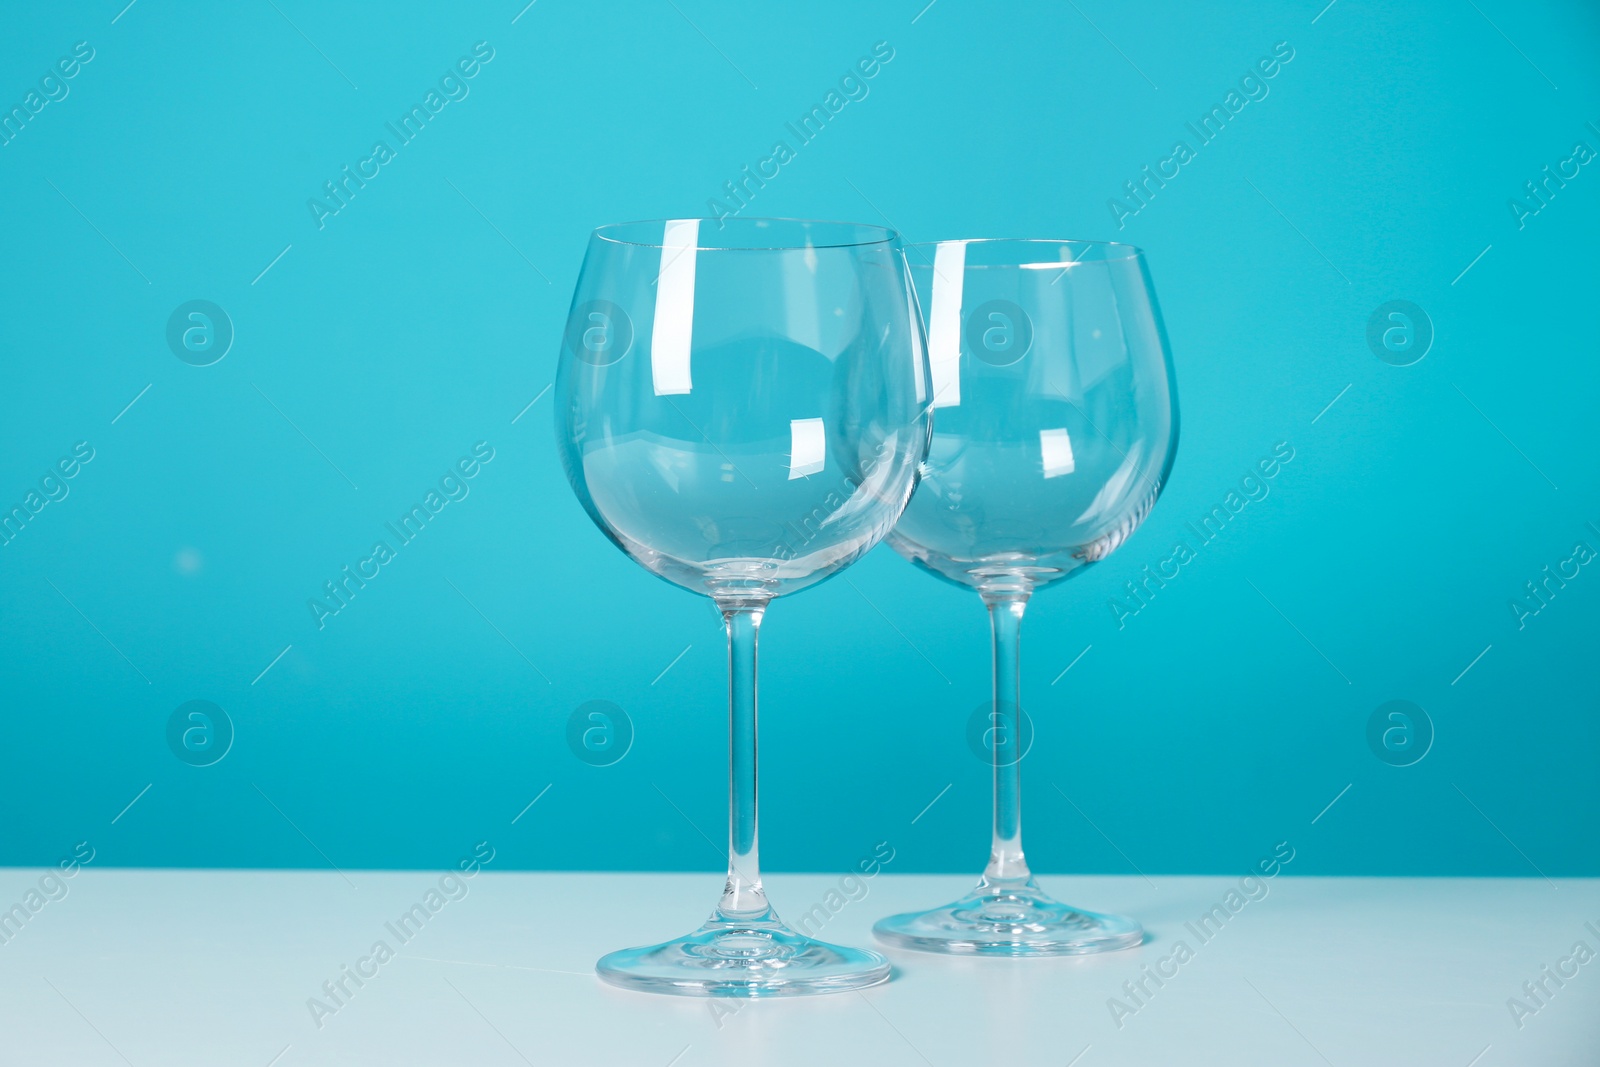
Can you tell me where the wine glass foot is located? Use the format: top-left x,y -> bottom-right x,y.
596,914 -> 891,997
873,877 -> 1143,956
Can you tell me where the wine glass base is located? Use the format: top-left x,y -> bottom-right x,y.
596,915 -> 891,997
873,877 -> 1143,956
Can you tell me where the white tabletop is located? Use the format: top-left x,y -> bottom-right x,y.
1,869 -> 1593,1065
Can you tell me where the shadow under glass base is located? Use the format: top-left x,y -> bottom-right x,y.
873,876 -> 1143,957
596,912 -> 891,997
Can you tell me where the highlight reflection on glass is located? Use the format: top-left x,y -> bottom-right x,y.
556,218 -> 932,995
874,238 -> 1179,956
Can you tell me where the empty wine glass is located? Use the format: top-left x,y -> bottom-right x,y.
873,239 -> 1178,955
556,218 -> 932,994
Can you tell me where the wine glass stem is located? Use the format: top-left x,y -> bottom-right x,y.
718,602 -> 771,920
983,593 -> 1032,882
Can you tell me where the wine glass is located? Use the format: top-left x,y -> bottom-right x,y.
555,218 -> 932,995
873,238 -> 1178,955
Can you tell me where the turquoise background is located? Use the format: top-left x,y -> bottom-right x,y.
1,0 -> 1595,879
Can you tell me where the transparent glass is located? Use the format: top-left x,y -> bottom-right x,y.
556,218 -> 932,994
873,239 -> 1178,955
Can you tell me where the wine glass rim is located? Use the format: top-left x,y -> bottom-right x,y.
593,217 -> 900,251
908,237 -> 1145,264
